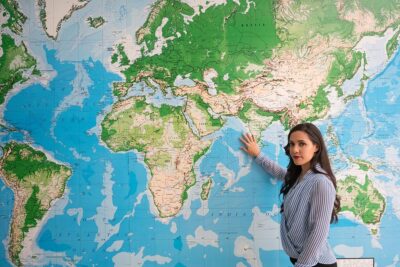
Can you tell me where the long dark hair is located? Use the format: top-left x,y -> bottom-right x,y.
280,123 -> 341,223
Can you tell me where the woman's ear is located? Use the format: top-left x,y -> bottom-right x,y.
314,144 -> 319,153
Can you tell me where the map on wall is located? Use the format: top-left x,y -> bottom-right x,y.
0,0 -> 400,266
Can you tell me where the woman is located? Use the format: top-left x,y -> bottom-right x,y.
240,123 -> 340,267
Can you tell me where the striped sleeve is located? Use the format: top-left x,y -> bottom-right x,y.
254,153 -> 286,181
295,176 -> 336,267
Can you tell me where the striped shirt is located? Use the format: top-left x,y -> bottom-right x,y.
255,153 -> 336,267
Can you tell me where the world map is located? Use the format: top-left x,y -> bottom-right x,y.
0,0 -> 400,266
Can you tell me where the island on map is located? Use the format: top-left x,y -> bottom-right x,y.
200,177 -> 212,201
0,0 -> 27,35
87,16 -> 105,28
38,0 -> 90,40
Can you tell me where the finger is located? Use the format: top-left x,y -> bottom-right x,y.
247,133 -> 254,142
241,135 -> 249,143
244,133 -> 251,143
240,147 -> 249,153
239,137 -> 248,145
251,134 -> 256,142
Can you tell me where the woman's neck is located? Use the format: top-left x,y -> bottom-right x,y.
300,164 -> 311,179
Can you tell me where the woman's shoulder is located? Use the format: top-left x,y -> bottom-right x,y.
310,171 -> 335,193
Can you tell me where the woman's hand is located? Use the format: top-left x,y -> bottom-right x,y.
240,133 -> 261,158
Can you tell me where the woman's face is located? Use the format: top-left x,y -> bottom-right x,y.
289,130 -> 319,170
